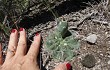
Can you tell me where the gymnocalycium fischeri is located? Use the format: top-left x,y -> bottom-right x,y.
44,20 -> 80,61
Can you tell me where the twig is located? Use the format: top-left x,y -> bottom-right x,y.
14,16 -> 22,30
92,19 -> 109,25
76,11 -> 97,27
43,55 -> 50,67
3,15 -> 8,25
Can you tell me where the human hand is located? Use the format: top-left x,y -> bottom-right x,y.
0,28 -> 71,70
0,28 -> 40,70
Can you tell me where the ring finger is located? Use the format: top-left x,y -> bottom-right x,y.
6,29 -> 18,60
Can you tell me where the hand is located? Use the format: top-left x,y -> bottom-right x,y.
0,28 -> 40,70
0,28 -> 71,70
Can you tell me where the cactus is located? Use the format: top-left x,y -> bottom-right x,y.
44,20 -> 80,61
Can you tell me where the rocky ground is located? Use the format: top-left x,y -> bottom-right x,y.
1,0 -> 110,70
28,1 -> 110,70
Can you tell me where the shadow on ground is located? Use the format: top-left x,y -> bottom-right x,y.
19,0 -> 100,28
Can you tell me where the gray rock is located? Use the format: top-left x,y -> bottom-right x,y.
86,34 -> 97,44
108,60 -> 110,64
81,54 -> 96,68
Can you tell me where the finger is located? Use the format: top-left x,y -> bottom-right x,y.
6,29 -> 18,59
54,62 -> 71,70
16,28 -> 27,56
27,33 -> 41,60
0,43 -> 3,65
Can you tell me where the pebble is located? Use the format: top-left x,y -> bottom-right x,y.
100,53 -> 103,56
108,60 -> 110,64
81,54 -> 96,68
86,34 -> 97,44
108,56 -> 110,58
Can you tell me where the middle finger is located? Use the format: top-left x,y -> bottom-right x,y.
15,28 -> 27,56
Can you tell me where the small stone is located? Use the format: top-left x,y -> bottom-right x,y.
100,53 -> 103,56
81,54 -> 96,68
108,56 -> 110,58
73,17 -> 77,21
108,60 -> 110,64
86,34 -> 97,44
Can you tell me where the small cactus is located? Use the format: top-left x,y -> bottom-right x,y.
44,20 -> 80,61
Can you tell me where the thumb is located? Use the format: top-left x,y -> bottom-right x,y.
54,62 -> 71,70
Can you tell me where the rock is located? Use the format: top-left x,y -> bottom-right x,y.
108,60 -> 110,64
81,54 -> 96,68
86,34 -> 97,44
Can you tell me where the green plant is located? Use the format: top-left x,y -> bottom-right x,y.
0,0 -> 29,37
44,20 -> 80,61
42,0 -> 59,19
0,23 -> 11,37
0,0 -> 29,21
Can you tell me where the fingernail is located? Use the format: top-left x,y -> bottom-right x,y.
11,29 -> 16,33
19,28 -> 24,31
66,63 -> 71,70
36,32 -> 39,36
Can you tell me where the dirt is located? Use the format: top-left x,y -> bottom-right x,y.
1,0 -> 110,70
30,1 -> 110,70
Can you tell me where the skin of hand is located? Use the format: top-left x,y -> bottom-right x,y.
0,28 -> 71,70
0,28 -> 40,70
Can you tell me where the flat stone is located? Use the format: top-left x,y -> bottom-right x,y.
86,34 -> 97,44
81,54 -> 96,68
